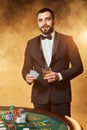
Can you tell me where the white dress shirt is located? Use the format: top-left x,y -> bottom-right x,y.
41,32 -> 54,67
41,31 -> 63,81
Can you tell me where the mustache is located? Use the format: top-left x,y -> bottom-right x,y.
41,25 -> 50,28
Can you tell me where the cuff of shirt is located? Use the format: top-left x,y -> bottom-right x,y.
57,73 -> 63,81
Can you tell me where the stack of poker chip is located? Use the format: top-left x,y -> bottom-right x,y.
0,105 -> 28,123
0,121 -> 7,130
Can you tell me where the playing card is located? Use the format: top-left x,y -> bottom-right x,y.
30,70 -> 39,79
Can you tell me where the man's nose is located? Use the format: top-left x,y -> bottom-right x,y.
42,20 -> 47,25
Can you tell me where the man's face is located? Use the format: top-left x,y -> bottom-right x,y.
37,11 -> 54,35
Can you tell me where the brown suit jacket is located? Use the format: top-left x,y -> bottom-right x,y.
22,32 -> 83,104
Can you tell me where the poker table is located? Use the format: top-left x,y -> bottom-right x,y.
0,106 -> 83,130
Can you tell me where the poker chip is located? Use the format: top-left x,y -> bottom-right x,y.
0,124 -> 4,126
23,128 -> 29,130
0,127 -> 7,130
16,117 -> 21,123
43,119 -> 49,123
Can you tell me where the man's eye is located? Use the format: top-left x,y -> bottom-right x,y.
38,19 -> 42,22
46,17 -> 52,21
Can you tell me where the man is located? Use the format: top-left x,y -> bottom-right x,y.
22,8 -> 83,116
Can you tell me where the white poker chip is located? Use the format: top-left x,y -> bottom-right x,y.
23,128 -> 29,130
0,124 -> 4,126
0,127 -> 6,130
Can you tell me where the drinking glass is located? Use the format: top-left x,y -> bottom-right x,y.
42,67 -> 51,78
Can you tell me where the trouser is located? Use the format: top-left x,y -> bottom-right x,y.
33,101 -> 71,117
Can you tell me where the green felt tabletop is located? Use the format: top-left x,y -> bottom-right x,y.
0,109 -> 68,130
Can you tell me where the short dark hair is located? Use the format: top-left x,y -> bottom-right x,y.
37,8 -> 55,20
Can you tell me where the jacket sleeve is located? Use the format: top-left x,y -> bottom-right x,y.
60,36 -> 83,81
22,41 -> 33,80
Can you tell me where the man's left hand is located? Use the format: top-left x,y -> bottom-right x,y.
43,71 -> 59,83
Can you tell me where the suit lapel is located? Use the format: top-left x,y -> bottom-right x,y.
34,36 -> 47,67
52,32 -> 60,57
49,32 -> 60,67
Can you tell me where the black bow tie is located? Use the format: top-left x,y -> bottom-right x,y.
41,34 -> 52,40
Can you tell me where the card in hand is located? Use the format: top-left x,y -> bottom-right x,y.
30,70 -> 39,79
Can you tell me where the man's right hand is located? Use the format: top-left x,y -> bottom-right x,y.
26,74 -> 35,85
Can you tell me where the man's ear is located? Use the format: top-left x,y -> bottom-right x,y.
54,19 -> 56,25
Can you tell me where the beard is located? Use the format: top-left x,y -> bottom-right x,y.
40,24 -> 54,35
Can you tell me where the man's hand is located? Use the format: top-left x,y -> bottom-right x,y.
43,71 -> 59,83
26,74 -> 35,85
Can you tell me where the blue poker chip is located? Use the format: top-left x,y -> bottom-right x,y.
23,128 -> 29,130
42,120 -> 49,123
